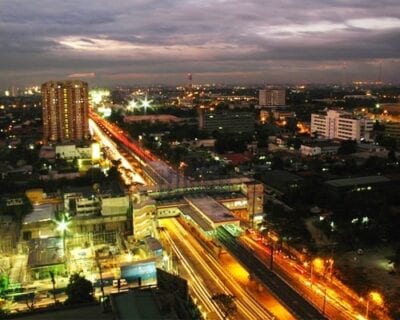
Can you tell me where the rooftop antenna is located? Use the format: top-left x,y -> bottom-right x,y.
341,61 -> 347,86
187,73 -> 193,90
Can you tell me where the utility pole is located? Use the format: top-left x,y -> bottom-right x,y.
49,270 -> 57,304
251,183 -> 256,229
322,286 -> 327,315
95,252 -> 105,299
269,244 -> 274,271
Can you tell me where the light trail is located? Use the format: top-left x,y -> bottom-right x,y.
242,235 -> 367,320
89,110 -> 157,164
164,219 -> 276,320
162,229 -> 225,319
89,118 -> 146,185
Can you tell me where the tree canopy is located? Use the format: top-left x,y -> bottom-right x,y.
212,293 -> 237,319
65,273 -> 94,305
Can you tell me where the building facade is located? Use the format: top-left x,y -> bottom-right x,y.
259,88 -> 286,106
42,80 -> 90,143
198,109 -> 255,133
385,121 -> 400,144
311,110 -> 373,141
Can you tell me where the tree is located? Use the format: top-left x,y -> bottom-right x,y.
49,271 -> 57,304
108,109 -> 124,124
388,149 -> 397,163
287,137 -> 302,150
212,293 -> 237,319
65,273 -> 94,305
215,133 -> 249,153
388,287 -> 400,320
376,134 -> 397,150
24,292 -> 36,310
0,275 -> 9,295
284,117 -> 299,133
388,245 -> 400,270
0,305 -> 9,318
338,140 -> 357,155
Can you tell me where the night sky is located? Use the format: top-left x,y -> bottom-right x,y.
1,0 -> 400,88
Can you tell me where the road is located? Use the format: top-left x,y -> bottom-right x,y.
89,114 -> 387,319
161,218 -> 279,320
241,235 -> 365,320
89,117 -> 146,186
216,227 -> 327,320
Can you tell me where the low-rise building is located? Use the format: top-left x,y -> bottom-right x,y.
272,110 -> 295,121
198,109 -> 255,133
300,141 -> 340,156
324,175 -> 391,194
22,203 -> 58,240
259,87 -> 286,106
311,109 -> 374,141
124,114 -> 182,123
132,196 -> 156,240
28,237 -> 66,279
260,170 -> 303,196
385,121 -> 400,144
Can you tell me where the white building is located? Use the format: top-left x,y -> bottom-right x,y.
311,110 -> 374,141
259,88 -> 286,106
300,141 -> 340,156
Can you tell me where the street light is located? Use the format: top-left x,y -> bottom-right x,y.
366,291 -> 384,320
303,261 -> 313,286
326,258 -> 334,281
311,257 -> 332,315
312,257 -> 324,274
56,214 -> 70,257
140,95 -> 152,113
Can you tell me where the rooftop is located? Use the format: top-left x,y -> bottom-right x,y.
301,140 -> 340,148
12,303 -> 113,320
145,237 -> 163,252
325,175 -> 390,188
261,170 -> 303,192
179,205 -> 213,232
184,195 -> 238,226
23,204 -> 56,225
112,289 -> 179,320
28,237 -> 64,267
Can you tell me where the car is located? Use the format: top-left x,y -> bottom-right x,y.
112,278 -> 128,288
246,228 -> 255,235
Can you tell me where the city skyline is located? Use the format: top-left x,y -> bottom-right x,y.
1,0 -> 400,88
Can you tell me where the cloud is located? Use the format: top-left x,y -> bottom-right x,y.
0,0 -> 399,87
68,72 -> 96,78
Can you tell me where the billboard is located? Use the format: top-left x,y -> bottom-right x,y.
120,259 -> 157,288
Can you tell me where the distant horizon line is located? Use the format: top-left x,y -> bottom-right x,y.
1,81 -> 399,92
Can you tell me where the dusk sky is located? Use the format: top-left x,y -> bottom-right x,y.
1,0 -> 400,88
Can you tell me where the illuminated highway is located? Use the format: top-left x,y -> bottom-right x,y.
90,110 -> 157,164
216,227 -> 327,320
242,235 -> 353,319
89,117 -> 146,186
160,218 -> 278,320
89,113 -> 389,320
163,229 -> 225,319
241,235 -> 390,320
90,110 -> 179,186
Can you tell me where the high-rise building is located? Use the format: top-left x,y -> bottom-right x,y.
42,80 -> 90,143
259,87 -> 286,106
311,109 -> 374,141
